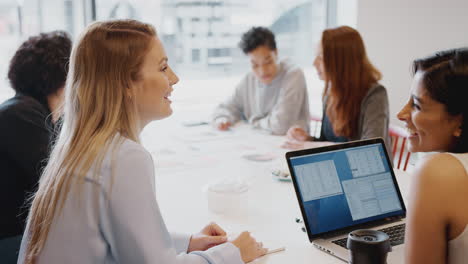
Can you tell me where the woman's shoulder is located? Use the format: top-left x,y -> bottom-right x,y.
112,137 -> 152,163
365,83 -> 387,98
418,152 -> 465,170
118,137 -> 146,151
361,83 -> 388,108
99,137 -> 153,175
358,83 -> 388,113
444,152 -> 468,169
413,153 -> 468,190
97,137 -> 154,189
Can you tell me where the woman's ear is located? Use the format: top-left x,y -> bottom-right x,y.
453,115 -> 463,137
126,82 -> 138,100
126,87 -> 133,100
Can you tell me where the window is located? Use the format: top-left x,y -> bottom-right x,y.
207,48 -> 231,65
0,0 -> 88,102
0,2 -> 19,101
192,48 -> 200,63
93,0 -> 331,119
1,0 -> 335,120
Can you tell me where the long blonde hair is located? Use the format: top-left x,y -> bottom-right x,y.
24,20 -> 156,263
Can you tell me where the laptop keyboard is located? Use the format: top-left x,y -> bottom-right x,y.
332,223 -> 406,249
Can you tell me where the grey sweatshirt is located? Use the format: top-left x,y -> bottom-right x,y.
213,59 -> 310,135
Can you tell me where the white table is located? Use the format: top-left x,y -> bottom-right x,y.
143,123 -> 411,264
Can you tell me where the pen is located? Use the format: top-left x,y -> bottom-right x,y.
266,247 -> 286,255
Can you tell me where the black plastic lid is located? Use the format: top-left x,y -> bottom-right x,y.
347,229 -> 392,253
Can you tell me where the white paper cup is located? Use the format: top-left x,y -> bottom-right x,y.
205,178 -> 249,214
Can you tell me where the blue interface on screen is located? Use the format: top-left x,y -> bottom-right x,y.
290,143 -> 404,235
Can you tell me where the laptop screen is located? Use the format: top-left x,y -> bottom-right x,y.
287,139 -> 405,238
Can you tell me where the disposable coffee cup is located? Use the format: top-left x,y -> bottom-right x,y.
347,229 -> 392,264
204,178 -> 248,214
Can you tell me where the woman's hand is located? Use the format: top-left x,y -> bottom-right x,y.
286,126 -> 309,142
188,222 -> 228,252
282,140 -> 335,150
231,231 -> 268,263
214,117 -> 232,131
281,140 -> 306,150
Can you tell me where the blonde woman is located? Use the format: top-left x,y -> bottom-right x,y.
18,20 -> 266,264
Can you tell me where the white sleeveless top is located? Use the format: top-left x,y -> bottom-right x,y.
447,153 -> 468,264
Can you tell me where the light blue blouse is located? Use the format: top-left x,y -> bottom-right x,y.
17,138 -> 243,264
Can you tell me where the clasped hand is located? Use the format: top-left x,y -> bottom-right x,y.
188,222 -> 267,263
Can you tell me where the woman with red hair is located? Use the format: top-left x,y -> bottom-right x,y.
284,26 -> 391,153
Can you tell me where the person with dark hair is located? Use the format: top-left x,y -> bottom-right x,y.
283,26 -> 391,154
0,30 -> 72,261
212,26 -> 310,135
398,48 -> 468,264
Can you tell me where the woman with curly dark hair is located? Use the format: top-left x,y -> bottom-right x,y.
0,30 -> 72,262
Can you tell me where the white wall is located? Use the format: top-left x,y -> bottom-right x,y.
336,0 -> 357,28
356,0 -> 468,125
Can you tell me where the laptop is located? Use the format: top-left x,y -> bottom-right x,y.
285,138 -> 406,263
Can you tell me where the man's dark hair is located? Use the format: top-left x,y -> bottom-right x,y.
239,26 -> 276,54
7,30 -> 72,102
